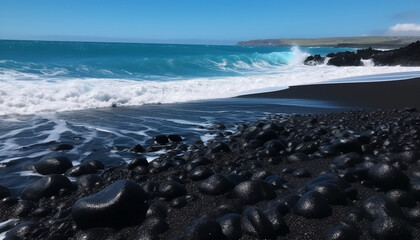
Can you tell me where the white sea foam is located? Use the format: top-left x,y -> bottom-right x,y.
0,219 -> 19,240
1,66 -> 420,115
361,59 -> 375,67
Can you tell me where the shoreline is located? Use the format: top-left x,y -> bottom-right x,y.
1,108 -> 419,239
0,73 -> 420,239
238,77 -> 420,110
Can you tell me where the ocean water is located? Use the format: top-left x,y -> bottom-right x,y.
1,40 -> 420,195
2,40 -> 420,115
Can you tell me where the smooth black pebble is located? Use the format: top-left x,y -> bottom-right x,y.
241,206 -> 275,239
232,180 -> 276,204
184,215 -> 224,240
197,174 -> 234,195
21,174 -> 73,201
294,190 -> 332,219
370,217 -> 410,240
218,213 -> 242,240
33,155 -> 73,175
72,179 -> 147,229
158,180 -> 186,200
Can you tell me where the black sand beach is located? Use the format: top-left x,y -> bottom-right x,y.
240,77 -> 420,109
0,78 -> 420,240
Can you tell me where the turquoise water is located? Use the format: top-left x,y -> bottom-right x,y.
0,40 -> 352,80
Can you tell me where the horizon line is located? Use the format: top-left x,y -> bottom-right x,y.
0,37 -> 237,46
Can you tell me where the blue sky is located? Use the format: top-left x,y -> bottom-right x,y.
1,0 -> 420,44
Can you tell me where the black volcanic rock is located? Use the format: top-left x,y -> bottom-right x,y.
141,216 -> 169,236
327,51 -> 361,66
168,134 -> 183,142
14,200 -> 35,217
407,206 -> 420,222
52,143 -> 74,151
312,183 -> 346,205
66,163 -> 97,177
368,163 -> 409,190
305,173 -> 350,204
218,213 -> 242,240
304,54 -> 325,65
197,174 -> 234,195
184,215 -> 224,240
131,143 -> 146,153
76,174 -> 103,190
357,47 -> 382,59
33,155 -> 73,175
362,195 -> 403,219
189,166 -> 214,181
305,41 -> 420,67
371,41 -> 420,66
330,138 -> 362,154
265,175 -> 287,189
266,194 -> 300,215
294,190 -> 332,218
324,225 -> 360,240
21,175 -> 74,202
185,157 -> 211,171
208,142 -> 230,153
255,130 -> 278,142
5,221 -> 42,240
333,152 -> 363,169
264,139 -> 286,151
370,217 -> 411,240
241,206 -> 275,239
3,109 -> 420,239
84,160 -> 105,170
232,180 -> 276,204
264,207 -> 289,236
154,135 -> 169,145
72,179 -> 147,229
158,180 -> 187,200
127,156 -> 148,170
385,189 -> 416,208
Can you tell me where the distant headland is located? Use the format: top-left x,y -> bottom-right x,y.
236,36 -> 420,49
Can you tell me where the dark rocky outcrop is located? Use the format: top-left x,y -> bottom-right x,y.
327,51 -> 362,66
304,54 -> 325,65
304,41 -> 420,66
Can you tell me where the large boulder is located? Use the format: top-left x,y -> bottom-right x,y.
72,179 -> 147,229
327,51 -> 361,66
304,54 -> 325,65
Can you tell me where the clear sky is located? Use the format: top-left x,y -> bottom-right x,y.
1,0 -> 420,44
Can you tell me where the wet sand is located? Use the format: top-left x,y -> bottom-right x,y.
239,77 -> 420,109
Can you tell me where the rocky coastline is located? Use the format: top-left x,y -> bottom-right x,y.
1,107 -> 420,239
304,41 -> 420,66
